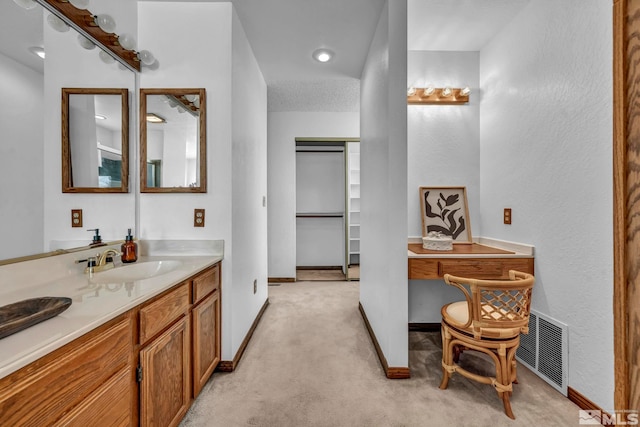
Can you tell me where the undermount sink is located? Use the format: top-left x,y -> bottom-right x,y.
90,260 -> 183,284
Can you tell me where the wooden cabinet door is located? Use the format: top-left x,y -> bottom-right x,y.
139,316 -> 191,427
192,290 -> 220,397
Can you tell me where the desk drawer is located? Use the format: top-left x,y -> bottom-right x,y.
409,258 -> 533,280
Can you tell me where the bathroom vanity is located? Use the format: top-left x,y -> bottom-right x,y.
0,243 -> 222,427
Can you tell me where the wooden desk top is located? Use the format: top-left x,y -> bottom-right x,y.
408,243 -> 533,279
408,243 -> 515,256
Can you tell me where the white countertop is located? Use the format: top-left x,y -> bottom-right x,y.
0,244 -> 222,380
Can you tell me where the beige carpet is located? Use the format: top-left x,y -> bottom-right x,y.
180,281 -> 581,427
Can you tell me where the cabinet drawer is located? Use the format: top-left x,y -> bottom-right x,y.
140,283 -> 189,344
409,258 -> 534,280
192,264 -> 220,304
56,366 -> 133,426
0,314 -> 132,426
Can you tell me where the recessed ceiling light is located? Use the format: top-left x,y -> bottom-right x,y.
146,113 -> 166,123
28,46 -> 45,59
312,48 -> 334,63
95,114 -> 107,120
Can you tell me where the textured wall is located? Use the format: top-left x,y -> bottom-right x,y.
407,51 -> 480,323
139,2 -> 236,358
360,0 -> 408,368
230,7 -> 268,359
479,0 -> 613,410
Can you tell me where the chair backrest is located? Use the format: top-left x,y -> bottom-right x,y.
444,270 -> 535,336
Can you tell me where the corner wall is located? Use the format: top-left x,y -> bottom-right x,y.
359,0 -> 408,368
479,0 -> 613,410
231,8 -> 268,355
138,1 -> 235,359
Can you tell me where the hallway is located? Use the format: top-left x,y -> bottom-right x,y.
180,282 -> 580,427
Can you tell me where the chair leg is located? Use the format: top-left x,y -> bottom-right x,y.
502,393 -> 515,420
439,325 -> 451,390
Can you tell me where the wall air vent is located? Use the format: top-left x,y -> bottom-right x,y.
516,309 -> 568,395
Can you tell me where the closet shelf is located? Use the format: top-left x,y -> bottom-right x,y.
296,212 -> 344,218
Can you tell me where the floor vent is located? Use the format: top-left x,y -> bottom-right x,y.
516,309 -> 568,395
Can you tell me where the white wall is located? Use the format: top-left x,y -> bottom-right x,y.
360,0 -> 408,368
267,112 -> 359,278
139,1 -> 235,357
231,7 -> 268,359
479,0 -> 613,410
407,51 -> 481,322
43,0 -> 136,247
0,52 -> 43,259
139,2 -> 268,360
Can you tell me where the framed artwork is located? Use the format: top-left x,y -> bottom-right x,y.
419,186 -> 472,243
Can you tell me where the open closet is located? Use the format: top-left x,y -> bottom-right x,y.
295,139 -> 360,281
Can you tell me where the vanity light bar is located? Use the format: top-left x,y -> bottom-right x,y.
35,0 -> 141,72
407,87 -> 470,105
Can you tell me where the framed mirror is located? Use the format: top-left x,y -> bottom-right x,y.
61,88 -> 129,193
140,88 -> 207,193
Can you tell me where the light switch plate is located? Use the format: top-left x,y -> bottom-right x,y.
194,209 -> 205,227
71,209 -> 83,228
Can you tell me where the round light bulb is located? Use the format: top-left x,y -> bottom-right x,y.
185,94 -> 197,103
137,50 -> 155,66
47,14 -> 70,32
441,87 -> 452,97
12,0 -> 37,10
77,34 -> 95,50
460,87 -> 471,96
312,48 -> 334,63
117,33 -> 136,50
407,87 -> 416,96
423,87 -> 435,96
68,0 -> 90,10
95,14 -> 116,33
193,97 -> 200,108
98,49 -> 115,64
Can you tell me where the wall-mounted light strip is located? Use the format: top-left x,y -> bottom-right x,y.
35,0 -> 141,72
407,87 -> 470,105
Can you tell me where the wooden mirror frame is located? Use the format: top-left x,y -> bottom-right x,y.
61,88 -> 129,193
140,88 -> 207,193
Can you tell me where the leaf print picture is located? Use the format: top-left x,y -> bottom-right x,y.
419,186 -> 472,243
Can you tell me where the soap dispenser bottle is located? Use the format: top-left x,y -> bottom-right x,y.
121,228 -> 138,263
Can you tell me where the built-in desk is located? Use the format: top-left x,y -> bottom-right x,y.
408,238 -> 534,280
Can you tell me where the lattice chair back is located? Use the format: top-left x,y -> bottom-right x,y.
443,270 -> 535,339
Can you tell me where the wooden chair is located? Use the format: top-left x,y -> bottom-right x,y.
439,270 -> 535,419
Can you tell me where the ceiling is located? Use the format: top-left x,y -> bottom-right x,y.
1,0 -> 530,110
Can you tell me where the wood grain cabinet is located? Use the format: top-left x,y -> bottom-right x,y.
0,261 -> 222,427
140,316 -> 191,427
192,263 -> 221,397
0,313 -> 135,427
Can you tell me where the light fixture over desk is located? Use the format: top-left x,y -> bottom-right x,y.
407,87 -> 470,105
